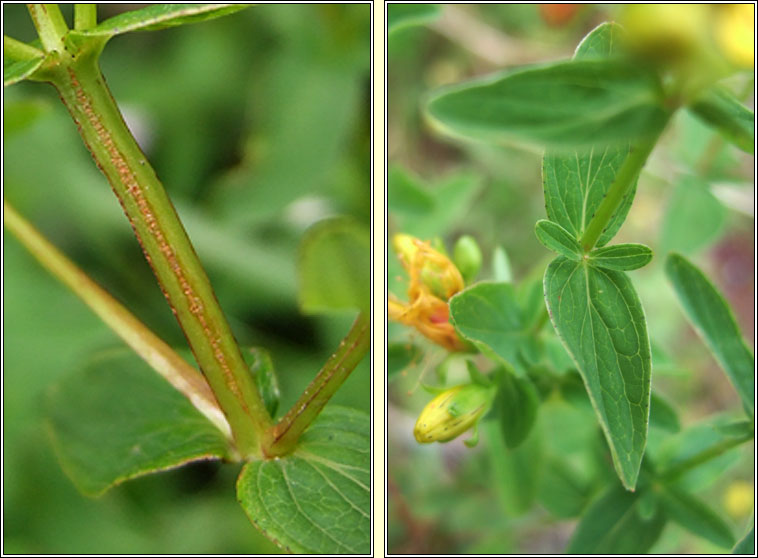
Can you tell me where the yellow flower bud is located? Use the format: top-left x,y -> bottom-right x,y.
393,233 -> 464,301
414,383 -> 495,444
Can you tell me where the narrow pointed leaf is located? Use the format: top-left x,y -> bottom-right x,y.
659,485 -> 735,548
543,22 -> 640,248
665,253 -> 754,415
237,407 -> 369,554
567,485 -> 666,553
68,4 -> 250,40
544,257 -> 651,490
689,86 -> 754,154
589,243 -> 653,271
298,217 -> 370,314
535,219 -> 583,261
4,56 -> 44,87
46,350 -> 230,497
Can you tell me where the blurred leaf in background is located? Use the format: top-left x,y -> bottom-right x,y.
3,3 -> 369,553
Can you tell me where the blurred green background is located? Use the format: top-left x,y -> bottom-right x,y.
387,4 -> 754,554
3,3 -> 369,553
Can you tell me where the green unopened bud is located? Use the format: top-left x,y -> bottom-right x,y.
453,235 -> 482,284
414,383 -> 495,444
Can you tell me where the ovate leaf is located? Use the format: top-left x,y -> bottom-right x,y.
659,484 -> 735,548
237,407 -> 369,554
567,485 -> 666,553
688,86 -> 755,154
427,57 -> 666,150
387,4 -> 440,34
46,350 -> 230,497
542,23 -> 640,248
298,217 -> 370,314
589,243 -> 653,271
665,254 -> 754,415
534,219 -> 583,261
544,257 -> 651,490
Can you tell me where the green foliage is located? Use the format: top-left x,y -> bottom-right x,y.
387,4 -> 440,34
588,243 -> 653,271
237,407 -> 370,554
46,350 -> 230,497
688,86 -> 755,154
665,254 -> 754,415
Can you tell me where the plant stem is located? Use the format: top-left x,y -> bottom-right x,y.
44,47 -> 270,457
658,432 -> 753,482
27,4 -> 68,53
264,312 -> 370,457
4,35 -> 44,61
3,199 -> 233,443
579,123 -> 670,252
74,4 -> 97,31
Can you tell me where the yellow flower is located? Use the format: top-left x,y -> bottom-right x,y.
413,383 -> 495,444
723,480 -> 754,518
389,234 -> 468,352
715,4 -> 755,68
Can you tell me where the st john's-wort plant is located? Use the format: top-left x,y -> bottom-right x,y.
388,4 -> 754,554
4,4 -> 370,554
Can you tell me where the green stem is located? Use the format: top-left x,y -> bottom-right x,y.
4,35 -> 44,60
659,432 -> 753,482
264,312 -> 370,457
27,4 -> 68,53
45,48 -> 270,457
579,123 -> 670,252
74,4 -> 97,31
3,199 -> 234,444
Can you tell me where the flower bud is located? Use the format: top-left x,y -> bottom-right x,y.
393,233 -> 464,301
453,235 -> 482,284
414,383 -> 495,444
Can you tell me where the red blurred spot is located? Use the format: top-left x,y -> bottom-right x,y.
539,4 -> 580,27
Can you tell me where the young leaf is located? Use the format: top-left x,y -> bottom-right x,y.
298,217 -> 370,315
492,245 -> 513,283
534,219 -> 583,261
589,243 -> 653,271
567,485 -> 666,553
543,22 -> 640,248
46,350 -> 231,497
449,282 -> 528,374
3,57 -> 44,87
242,348 -> 280,419
688,86 -> 755,155
649,391 -> 681,433
544,256 -> 651,490
495,369 -> 540,449
732,524 -> 755,555
67,4 -> 250,40
237,406 -> 369,554
659,485 -> 736,548
665,253 -> 754,415
387,4 -> 440,34
426,57 -> 666,150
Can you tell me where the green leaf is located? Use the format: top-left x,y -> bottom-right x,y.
542,23 -> 641,248
534,219 -> 583,261
3,56 -> 44,87
665,254 -> 754,415
544,257 -> 651,490
537,457 -> 590,518
495,369 -> 539,449
688,86 -> 755,154
660,175 -> 726,255
589,243 -> 653,271
449,282 -> 528,373
241,347 -> 280,419
68,4 -> 250,39
237,406 -> 369,554
387,342 -> 421,380
46,350 -> 230,497
298,217 -> 370,315
427,57 -> 666,150
387,4 -> 440,33
649,391 -> 681,433
567,485 -> 666,553
387,165 -> 434,215
733,524 -> 755,554
484,419 -> 541,517
659,485 -> 735,548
